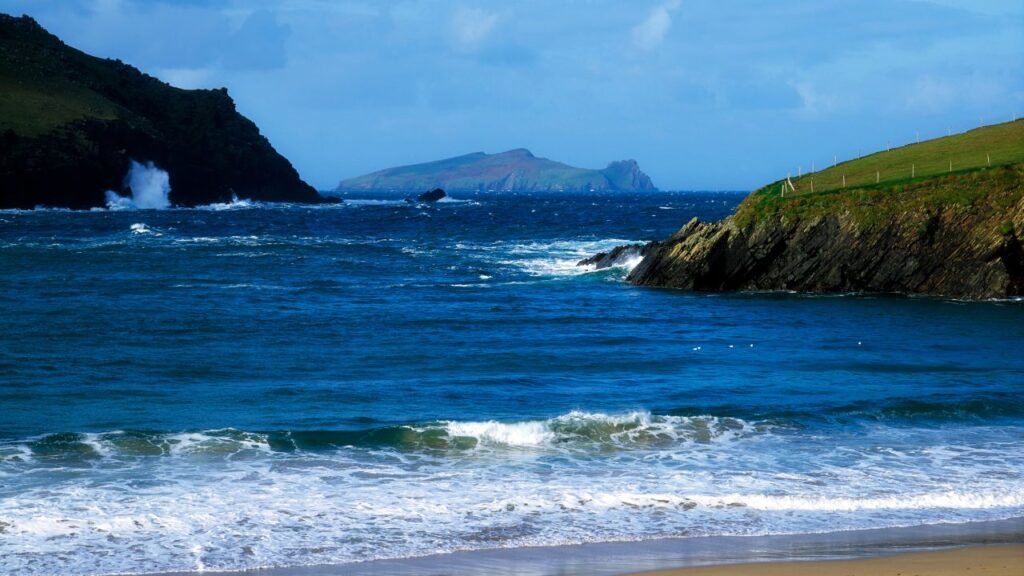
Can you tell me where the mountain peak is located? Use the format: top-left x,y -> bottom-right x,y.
497,148 -> 535,159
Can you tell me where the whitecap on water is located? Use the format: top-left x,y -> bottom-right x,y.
196,194 -> 259,211
129,223 -> 159,235
1,416 -> 1022,575
481,238 -> 645,278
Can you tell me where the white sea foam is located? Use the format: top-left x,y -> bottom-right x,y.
342,199 -> 409,206
1,419 -> 1021,575
686,490 -> 1024,512
441,411 -> 758,449
129,223 -> 159,235
104,190 -> 136,210
490,238 -> 645,278
434,197 -> 480,205
105,160 -> 172,210
446,420 -> 554,446
197,194 -> 258,211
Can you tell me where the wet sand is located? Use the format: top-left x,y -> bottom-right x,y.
149,518 -> 1024,576
628,544 -> 1024,576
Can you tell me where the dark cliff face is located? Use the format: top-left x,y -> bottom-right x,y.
629,165 -> 1024,299
0,14 -> 324,209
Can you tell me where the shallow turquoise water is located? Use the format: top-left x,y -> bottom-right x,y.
0,192 -> 1021,575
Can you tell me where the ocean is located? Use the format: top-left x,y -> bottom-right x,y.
0,192 -> 1021,575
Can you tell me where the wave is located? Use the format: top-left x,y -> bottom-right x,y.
8,398 -> 1019,464
684,490 -> 1024,512
195,194 -> 260,211
0,412 -> 768,462
337,198 -> 409,206
821,395 -> 1024,422
443,411 -> 759,447
483,238 -> 645,278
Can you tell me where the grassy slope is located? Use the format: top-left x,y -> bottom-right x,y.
0,19 -> 138,137
0,14 -> 320,207
736,120 -> 1024,231
788,120 -> 1024,194
0,76 -> 121,137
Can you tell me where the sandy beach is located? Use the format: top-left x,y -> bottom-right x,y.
629,544 -> 1024,576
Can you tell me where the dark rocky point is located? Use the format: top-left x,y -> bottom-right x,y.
577,243 -> 658,270
624,166 -> 1024,300
0,14 -> 329,209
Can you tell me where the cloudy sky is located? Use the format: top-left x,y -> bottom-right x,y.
4,0 -> 1022,190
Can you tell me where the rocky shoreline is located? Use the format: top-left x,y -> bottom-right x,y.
613,166 -> 1024,300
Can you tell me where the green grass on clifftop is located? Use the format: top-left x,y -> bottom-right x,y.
789,120 -> 1023,194
736,120 -> 1024,229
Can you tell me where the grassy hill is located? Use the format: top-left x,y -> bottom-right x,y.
765,120 -> 1023,196
631,121 -> 1024,299
0,13 -> 322,208
737,120 -> 1024,227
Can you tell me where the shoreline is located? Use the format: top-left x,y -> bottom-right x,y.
627,544 -> 1024,576
149,518 -> 1024,576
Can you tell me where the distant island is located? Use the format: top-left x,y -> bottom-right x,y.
336,149 -> 657,193
623,120 -> 1024,299
0,14 -> 328,209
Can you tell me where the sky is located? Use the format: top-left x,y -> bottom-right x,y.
3,0 -> 1023,191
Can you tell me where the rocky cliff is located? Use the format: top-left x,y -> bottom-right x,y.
628,164 -> 1024,299
0,14 -> 326,209
336,149 -> 658,193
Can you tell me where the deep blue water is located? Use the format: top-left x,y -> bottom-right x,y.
0,192 -> 1022,575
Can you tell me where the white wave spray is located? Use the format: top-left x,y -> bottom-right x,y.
105,160 -> 171,210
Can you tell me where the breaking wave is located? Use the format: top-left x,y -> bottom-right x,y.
0,412 -> 767,462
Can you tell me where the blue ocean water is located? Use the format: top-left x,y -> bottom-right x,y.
0,192 -> 1022,575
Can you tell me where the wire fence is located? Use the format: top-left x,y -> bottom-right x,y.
780,115 -> 1022,196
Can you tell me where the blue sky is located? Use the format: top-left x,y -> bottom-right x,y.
4,0 -> 1023,190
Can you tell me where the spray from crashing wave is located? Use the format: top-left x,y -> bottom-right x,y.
105,160 -> 171,210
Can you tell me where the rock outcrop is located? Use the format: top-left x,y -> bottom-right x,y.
0,14 -> 327,209
577,243 -> 658,270
416,188 -> 447,202
627,165 -> 1024,299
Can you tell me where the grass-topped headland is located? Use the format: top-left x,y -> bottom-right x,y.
629,119 -> 1024,298
736,119 -> 1024,228
0,13 -> 324,209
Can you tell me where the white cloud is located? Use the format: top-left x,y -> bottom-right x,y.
450,7 -> 500,51
632,0 -> 681,51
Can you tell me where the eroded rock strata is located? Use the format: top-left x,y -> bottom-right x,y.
627,166 -> 1024,299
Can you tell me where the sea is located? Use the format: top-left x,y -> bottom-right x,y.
0,191 -> 1022,575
